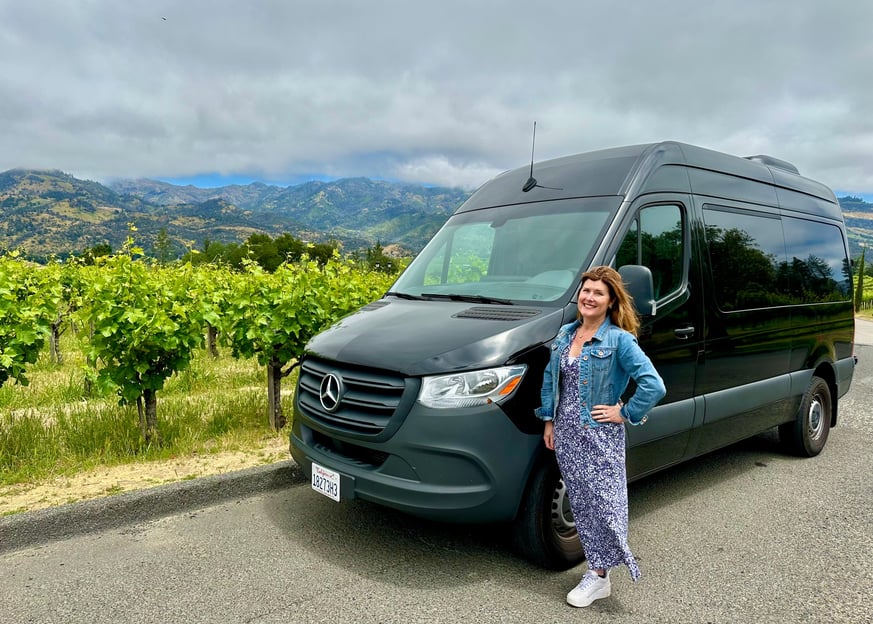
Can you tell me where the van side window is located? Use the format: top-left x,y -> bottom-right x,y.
616,204 -> 684,300
703,206 -> 787,311
781,216 -> 852,302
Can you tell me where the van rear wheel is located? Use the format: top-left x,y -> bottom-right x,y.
779,375 -> 831,457
512,457 -> 584,570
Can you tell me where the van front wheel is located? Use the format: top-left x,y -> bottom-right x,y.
512,457 -> 584,570
779,375 -> 831,457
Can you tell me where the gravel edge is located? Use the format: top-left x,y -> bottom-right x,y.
0,459 -> 305,554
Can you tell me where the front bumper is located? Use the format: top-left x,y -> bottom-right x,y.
290,400 -> 542,524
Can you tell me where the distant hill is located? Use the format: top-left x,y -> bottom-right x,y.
0,169 -> 468,260
109,176 -> 467,251
839,195 -> 873,257
2,167 -> 872,261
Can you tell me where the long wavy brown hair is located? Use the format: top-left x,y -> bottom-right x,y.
577,265 -> 640,337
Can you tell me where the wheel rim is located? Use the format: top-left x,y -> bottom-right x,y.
807,394 -> 824,441
550,478 -> 576,537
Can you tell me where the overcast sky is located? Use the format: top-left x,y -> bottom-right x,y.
1,1 -> 871,198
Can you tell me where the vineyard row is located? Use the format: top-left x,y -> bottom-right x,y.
0,251 -> 399,439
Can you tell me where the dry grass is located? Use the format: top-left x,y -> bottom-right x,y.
0,434 -> 289,516
0,333 -> 294,515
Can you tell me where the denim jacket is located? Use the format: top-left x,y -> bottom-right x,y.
535,318 -> 666,427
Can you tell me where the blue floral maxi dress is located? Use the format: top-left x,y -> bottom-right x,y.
553,345 -> 642,580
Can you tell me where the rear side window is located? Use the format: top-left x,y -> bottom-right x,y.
703,206 -> 786,311
703,206 -> 851,309
616,204 -> 684,300
781,217 -> 852,302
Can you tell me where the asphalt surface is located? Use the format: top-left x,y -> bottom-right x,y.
0,458 -> 304,554
855,315 -> 873,345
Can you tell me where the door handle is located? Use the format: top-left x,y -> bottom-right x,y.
674,326 -> 695,340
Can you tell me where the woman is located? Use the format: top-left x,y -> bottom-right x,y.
536,265 -> 666,608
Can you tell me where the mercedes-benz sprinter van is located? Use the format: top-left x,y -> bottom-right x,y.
290,141 -> 856,569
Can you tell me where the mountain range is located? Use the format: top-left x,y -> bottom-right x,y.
2,168 -> 872,261
0,169 -> 468,260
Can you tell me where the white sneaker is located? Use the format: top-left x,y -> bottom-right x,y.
566,570 -> 611,607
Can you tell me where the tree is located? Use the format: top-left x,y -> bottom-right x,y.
855,247 -> 866,311
152,227 -> 174,264
77,243 -> 205,443
244,234 -> 282,272
186,262 -> 232,357
183,239 -> 244,267
43,259 -> 86,364
221,257 -> 395,429
306,240 -> 340,265
275,233 -> 307,263
79,242 -> 112,265
365,241 -> 398,273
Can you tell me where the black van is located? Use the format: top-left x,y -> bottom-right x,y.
290,141 -> 856,569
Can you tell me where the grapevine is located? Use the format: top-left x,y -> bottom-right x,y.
2,249 -> 401,438
0,253 -> 59,388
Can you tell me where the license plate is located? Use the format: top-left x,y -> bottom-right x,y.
311,462 -> 341,501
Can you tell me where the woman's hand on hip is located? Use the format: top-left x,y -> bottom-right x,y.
592,402 -> 625,424
543,420 -> 555,450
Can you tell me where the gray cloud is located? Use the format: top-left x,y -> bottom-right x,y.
1,0 -> 871,194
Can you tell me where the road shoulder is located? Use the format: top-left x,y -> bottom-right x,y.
0,460 -> 303,554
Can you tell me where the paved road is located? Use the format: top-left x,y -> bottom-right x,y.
1,333 -> 872,623
854,315 -> 873,345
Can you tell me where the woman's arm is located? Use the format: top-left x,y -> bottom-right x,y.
534,354 -> 556,422
543,420 -> 555,449
617,332 -> 666,425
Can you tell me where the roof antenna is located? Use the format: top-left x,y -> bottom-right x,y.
522,121 -> 562,192
522,122 -> 539,192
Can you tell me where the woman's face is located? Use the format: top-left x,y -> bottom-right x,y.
577,279 -> 613,322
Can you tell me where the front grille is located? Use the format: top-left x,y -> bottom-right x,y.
311,430 -> 390,467
298,357 -> 409,435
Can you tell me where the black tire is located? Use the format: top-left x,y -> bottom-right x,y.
779,375 -> 832,457
511,457 -> 584,570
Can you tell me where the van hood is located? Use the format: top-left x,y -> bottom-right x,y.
305,298 -> 565,377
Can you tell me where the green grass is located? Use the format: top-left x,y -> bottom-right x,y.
0,332 -> 293,487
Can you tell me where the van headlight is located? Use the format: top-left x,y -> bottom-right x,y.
418,365 -> 527,409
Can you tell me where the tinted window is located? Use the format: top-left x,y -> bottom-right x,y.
422,223 -> 494,286
616,204 -> 684,300
781,217 -> 851,302
392,198 -> 617,303
703,206 -> 787,311
703,207 -> 852,309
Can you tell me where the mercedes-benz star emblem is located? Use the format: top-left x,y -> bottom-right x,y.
319,373 -> 344,412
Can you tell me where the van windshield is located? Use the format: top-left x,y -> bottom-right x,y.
390,197 -> 618,305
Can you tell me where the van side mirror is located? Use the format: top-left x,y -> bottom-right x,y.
618,265 -> 656,317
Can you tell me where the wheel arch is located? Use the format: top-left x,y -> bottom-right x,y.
811,360 -> 838,428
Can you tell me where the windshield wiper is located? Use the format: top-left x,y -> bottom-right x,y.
386,291 -> 425,300
420,293 -> 515,305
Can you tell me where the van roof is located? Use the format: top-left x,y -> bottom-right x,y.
459,141 -> 839,220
